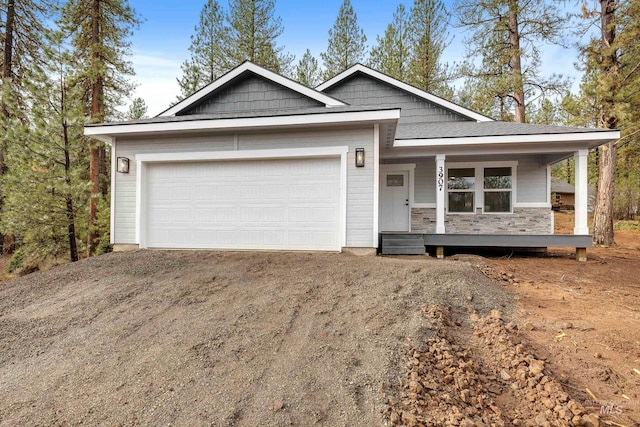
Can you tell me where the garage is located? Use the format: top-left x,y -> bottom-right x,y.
143,157 -> 342,251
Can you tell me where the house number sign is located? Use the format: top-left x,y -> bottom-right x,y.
437,166 -> 444,191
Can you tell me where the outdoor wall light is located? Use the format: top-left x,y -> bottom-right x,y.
117,157 -> 130,173
355,148 -> 365,167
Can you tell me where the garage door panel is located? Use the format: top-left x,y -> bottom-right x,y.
145,157 -> 341,250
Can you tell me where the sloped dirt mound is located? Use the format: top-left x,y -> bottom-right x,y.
384,306 -> 603,427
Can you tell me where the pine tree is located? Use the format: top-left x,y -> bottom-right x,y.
176,59 -> 205,100
369,4 -> 411,81
0,0 -> 57,254
60,0 -> 140,256
321,0 -> 367,80
584,0 -> 640,245
454,0 -> 569,122
295,49 -> 322,87
2,35 -> 88,265
226,0 -> 293,73
127,97 -> 148,120
177,0 -> 226,99
407,0 -> 452,95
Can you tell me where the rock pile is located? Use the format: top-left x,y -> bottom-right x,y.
383,306 -> 602,427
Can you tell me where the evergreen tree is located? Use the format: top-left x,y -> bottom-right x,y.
127,97 -> 148,120
0,0 -> 57,254
369,4 -> 411,81
407,0 -> 452,96
321,0 -> 367,80
2,35 -> 88,265
60,0 -> 140,256
582,0 -> 640,245
177,59 -> 205,100
226,0 -> 293,73
454,0 -> 569,122
295,49 -> 322,87
177,0 -> 226,99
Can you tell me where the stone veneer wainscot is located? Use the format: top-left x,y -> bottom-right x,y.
411,207 -> 553,234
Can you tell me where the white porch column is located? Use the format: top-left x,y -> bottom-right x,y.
435,154 -> 446,234
574,149 -> 589,235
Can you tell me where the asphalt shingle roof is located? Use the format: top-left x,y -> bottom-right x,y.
395,121 -> 612,140
551,177 -> 576,194
86,105 -> 397,127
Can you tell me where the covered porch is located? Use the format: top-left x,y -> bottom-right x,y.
376,122 -> 619,261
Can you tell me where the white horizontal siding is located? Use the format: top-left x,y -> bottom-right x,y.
383,158 -> 436,204
383,154 -> 548,206
516,158 -> 548,203
113,127 -> 375,248
114,135 -> 235,244
238,127 -> 374,247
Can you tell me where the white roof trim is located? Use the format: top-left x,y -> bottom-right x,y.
85,109 -> 400,138
394,130 -> 621,147
316,64 -> 493,122
159,62 -> 346,117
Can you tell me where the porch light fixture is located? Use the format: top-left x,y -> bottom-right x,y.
116,157 -> 130,174
355,148 -> 365,167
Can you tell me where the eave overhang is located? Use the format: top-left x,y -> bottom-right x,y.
85,109 -> 401,143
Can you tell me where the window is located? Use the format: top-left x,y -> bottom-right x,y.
446,163 -> 516,214
386,174 -> 404,187
483,167 -> 512,213
448,168 -> 475,213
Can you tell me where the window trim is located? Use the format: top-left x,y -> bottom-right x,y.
446,161 -> 518,215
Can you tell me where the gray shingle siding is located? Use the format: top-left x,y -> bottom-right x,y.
181,74 -> 323,115
323,74 -> 472,124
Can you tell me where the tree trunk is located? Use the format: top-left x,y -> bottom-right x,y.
0,0 -> 16,255
592,0 -> 619,246
593,142 -> 617,244
507,0 -> 526,123
63,120 -> 79,262
87,0 -> 104,257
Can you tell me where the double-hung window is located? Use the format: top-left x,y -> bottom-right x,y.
483,167 -> 512,213
447,168 -> 475,213
447,164 -> 515,214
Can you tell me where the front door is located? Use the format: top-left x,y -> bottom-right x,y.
380,171 -> 410,231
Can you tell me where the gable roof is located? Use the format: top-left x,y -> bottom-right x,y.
551,177 -> 575,194
316,64 -> 493,123
158,61 -> 347,117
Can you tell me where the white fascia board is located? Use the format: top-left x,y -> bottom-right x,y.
135,146 -> 349,163
394,130 -> 621,147
85,109 -> 401,138
87,135 -> 114,145
159,62 -> 345,117
316,64 -> 492,122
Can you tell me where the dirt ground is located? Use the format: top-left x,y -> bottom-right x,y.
475,211 -> 640,426
0,212 -> 638,426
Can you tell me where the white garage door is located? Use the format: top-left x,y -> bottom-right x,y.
145,157 -> 341,250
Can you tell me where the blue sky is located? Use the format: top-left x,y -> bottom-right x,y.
128,0 -> 581,116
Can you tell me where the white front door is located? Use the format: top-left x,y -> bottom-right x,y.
380,171 -> 410,231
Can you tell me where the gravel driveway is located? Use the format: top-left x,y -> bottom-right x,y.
0,251 -> 511,426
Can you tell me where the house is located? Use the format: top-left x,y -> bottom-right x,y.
551,176 -> 596,212
551,177 -> 576,209
85,61 -> 619,261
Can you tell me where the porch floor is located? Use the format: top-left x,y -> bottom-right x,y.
379,233 -> 592,256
